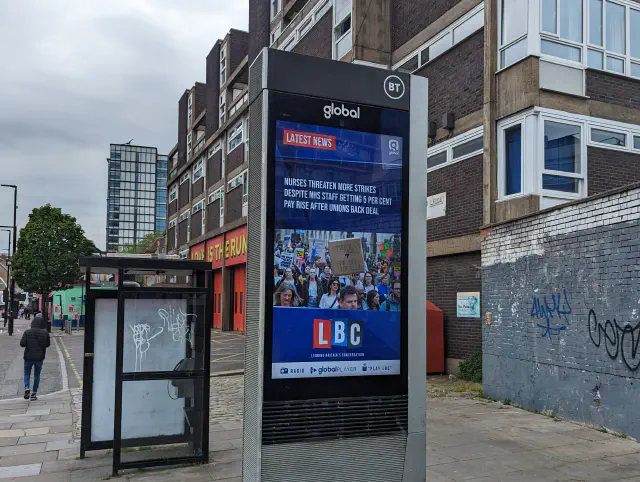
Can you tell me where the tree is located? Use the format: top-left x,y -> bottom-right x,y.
12,205 -> 97,326
119,232 -> 165,254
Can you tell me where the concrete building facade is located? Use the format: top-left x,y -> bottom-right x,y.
244,0 -> 640,371
166,29 -> 250,332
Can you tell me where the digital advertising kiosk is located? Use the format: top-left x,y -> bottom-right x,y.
244,48 -> 427,482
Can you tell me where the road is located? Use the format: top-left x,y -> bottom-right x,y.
57,328 -> 245,389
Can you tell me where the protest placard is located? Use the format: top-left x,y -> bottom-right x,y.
328,238 -> 365,275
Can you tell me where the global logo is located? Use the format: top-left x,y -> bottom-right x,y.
388,139 -> 400,156
323,102 -> 361,120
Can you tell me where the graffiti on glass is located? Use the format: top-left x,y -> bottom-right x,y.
530,288 -> 571,337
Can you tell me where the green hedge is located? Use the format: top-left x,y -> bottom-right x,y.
459,352 -> 482,383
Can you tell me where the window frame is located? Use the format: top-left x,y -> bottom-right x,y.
179,172 -> 190,185
169,185 -> 178,203
192,199 -> 204,215
192,158 -> 204,183
499,0 -> 530,69
208,141 -> 222,158
220,43 -> 227,87
227,120 -> 244,153
426,126 -> 484,173
394,3 -> 485,73
271,0 -> 281,20
274,0 -> 331,53
219,93 -> 226,126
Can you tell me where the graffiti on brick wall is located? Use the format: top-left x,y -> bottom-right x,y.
530,288 -> 571,337
588,309 -> 640,372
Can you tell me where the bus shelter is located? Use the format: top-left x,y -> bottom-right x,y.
78,256 -> 212,476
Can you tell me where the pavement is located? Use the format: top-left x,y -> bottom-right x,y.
1,325 -> 640,481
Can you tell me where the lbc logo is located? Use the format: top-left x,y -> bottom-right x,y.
313,319 -> 363,349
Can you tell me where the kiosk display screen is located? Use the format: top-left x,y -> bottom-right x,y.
270,109 -> 406,381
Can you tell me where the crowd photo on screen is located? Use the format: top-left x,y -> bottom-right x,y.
272,229 -> 401,312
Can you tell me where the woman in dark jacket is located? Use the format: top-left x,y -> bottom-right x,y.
20,314 -> 50,400
299,268 -> 324,308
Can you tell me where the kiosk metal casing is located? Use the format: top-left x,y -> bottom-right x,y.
244,48 -> 427,482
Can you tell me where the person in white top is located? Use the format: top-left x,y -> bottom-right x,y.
319,278 -> 340,309
363,272 -> 377,295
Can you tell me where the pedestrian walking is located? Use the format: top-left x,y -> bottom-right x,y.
20,313 -> 50,401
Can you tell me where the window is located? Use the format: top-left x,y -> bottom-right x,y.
427,152 -> 447,169
208,187 -> 225,226
242,171 -> 249,205
500,0 -> 528,68
228,121 -> 244,152
591,128 -> 626,146
192,200 -> 204,214
394,4 -> 485,72
179,210 -> 190,222
187,132 -> 192,162
169,185 -> 177,203
192,159 -> 204,182
504,125 -> 522,196
209,141 -> 222,158
219,93 -> 226,126
271,0 -> 281,19
541,0 -> 640,78
634,136 -> 640,149
220,44 -> 227,86
228,170 -> 247,191
187,92 -> 193,128
426,127 -> 484,171
274,0 -> 331,53
334,14 -> 352,59
180,172 -> 190,184
543,121 -> 582,193
271,22 -> 282,46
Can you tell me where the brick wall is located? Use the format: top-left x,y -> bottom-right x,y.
226,186 -> 244,224
192,178 -> 204,199
194,82 -> 206,119
178,181 -> 190,210
586,70 -> 640,111
206,42 -> 221,137
391,0 -> 460,50
168,199 -> 177,218
226,145 -> 245,175
482,185 -> 640,438
427,154 -> 482,242
207,199 -> 221,231
177,219 -> 188,247
249,0 -> 270,63
427,251 -> 482,360
588,146 -> 640,196
415,30 -> 484,134
167,226 -> 176,251
207,151 -> 223,187
292,9 -> 332,59
191,210 -> 203,240
230,29 -> 249,73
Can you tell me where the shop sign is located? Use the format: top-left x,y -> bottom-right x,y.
190,242 -> 206,261
203,226 -> 248,269
457,292 -> 480,318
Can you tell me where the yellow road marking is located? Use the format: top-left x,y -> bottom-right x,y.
59,337 -> 83,388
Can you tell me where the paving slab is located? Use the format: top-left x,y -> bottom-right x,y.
0,462 -> 41,479
18,433 -> 72,445
0,450 -> 59,467
0,443 -> 46,457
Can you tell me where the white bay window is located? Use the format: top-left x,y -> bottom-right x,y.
498,0 -> 640,79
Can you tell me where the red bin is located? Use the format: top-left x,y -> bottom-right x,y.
426,301 -> 445,374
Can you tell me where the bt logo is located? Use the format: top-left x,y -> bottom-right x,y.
313,318 -> 363,349
323,102 -> 361,120
383,75 -> 406,100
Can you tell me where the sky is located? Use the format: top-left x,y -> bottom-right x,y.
0,0 -> 248,251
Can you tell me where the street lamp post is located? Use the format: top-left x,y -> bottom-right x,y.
1,185 -> 17,336
1,230 -> 10,329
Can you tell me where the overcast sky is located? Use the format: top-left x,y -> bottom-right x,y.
0,0 -> 248,251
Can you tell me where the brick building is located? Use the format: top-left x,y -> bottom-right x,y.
166,29 -> 250,332
243,0 -> 640,372
165,1 -> 640,362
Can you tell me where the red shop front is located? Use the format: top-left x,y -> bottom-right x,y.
191,225 -> 246,332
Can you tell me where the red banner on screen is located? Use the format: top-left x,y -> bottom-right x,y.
283,130 -> 336,150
